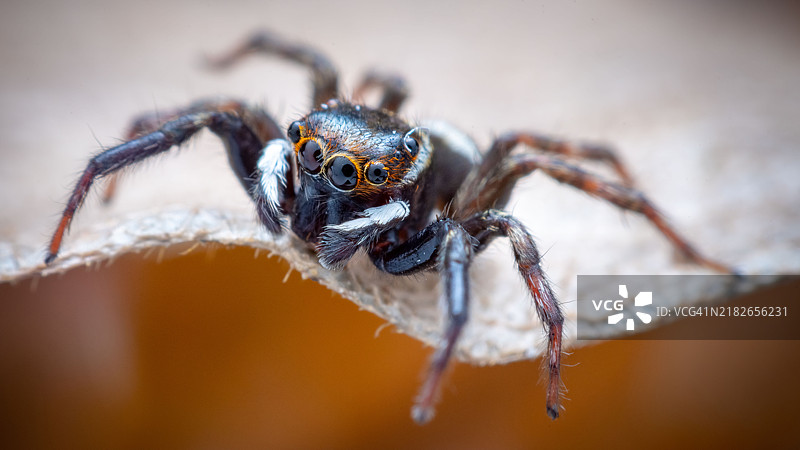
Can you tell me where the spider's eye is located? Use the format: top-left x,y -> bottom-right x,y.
404,134 -> 419,156
365,162 -> 388,185
299,139 -> 323,174
287,120 -> 303,143
326,156 -> 358,190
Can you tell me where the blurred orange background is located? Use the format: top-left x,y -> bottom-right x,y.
1,247 -> 798,448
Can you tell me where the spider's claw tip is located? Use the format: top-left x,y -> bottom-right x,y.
546,405 -> 560,420
44,253 -> 57,265
411,405 -> 435,425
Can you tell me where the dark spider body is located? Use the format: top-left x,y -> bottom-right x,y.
45,32 -> 732,424
288,104 -> 426,244
289,103 -> 473,273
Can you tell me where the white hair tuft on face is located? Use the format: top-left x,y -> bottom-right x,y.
317,199 -> 410,269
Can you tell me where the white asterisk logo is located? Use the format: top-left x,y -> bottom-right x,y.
607,285 -> 653,331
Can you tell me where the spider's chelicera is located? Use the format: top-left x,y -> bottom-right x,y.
45,32 -> 733,423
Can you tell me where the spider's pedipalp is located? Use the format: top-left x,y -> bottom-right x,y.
254,139 -> 294,233
317,200 -> 410,269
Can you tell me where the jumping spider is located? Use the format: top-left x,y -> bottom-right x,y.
45,32 -> 732,423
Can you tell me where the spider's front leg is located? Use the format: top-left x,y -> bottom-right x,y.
46,103 -> 290,264
456,132 -> 735,273
461,210 -> 565,419
103,100 -> 284,203
352,70 -> 409,113
454,131 -> 636,217
206,31 -> 339,108
493,153 -> 734,273
368,218 -> 477,424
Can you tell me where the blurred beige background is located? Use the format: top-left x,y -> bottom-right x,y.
1,0 -> 799,448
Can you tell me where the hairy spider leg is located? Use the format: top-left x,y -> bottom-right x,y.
46,106 -> 283,264
455,131 -> 636,218
368,218 -> 476,424
412,221 -> 474,424
102,100 -> 283,203
206,31 -> 339,108
369,209 -> 563,421
352,70 -> 409,113
461,210 -> 564,419
486,152 -> 734,273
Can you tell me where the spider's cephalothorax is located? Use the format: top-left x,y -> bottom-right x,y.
45,32 -> 734,424
281,102 -> 434,252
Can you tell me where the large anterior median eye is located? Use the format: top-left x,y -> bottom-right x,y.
299,139 -> 323,174
326,156 -> 358,190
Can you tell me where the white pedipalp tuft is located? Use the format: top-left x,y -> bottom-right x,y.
363,199 -> 410,226
318,199 -> 411,267
327,199 -> 410,236
257,139 -> 291,217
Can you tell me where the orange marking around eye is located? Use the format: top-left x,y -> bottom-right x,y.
294,137 -> 311,155
295,136 -> 329,159
364,161 -> 389,186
